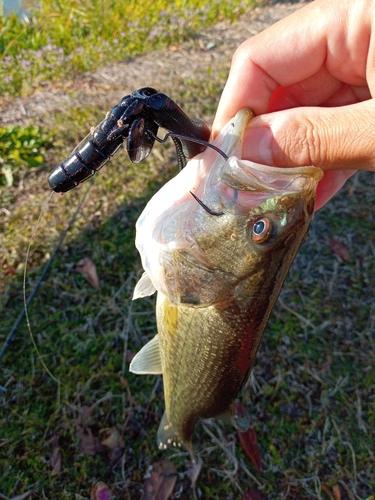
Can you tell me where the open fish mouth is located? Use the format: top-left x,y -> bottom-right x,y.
193,108 -> 322,216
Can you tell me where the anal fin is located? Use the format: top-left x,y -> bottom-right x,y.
129,334 -> 162,374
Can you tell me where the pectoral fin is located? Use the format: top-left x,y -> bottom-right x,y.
232,411 -> 251,432
132,271 -> 156,300
129,334 -> 162,374
218,407 -> 251,432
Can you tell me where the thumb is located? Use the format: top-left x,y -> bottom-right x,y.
242,100 -> 375,171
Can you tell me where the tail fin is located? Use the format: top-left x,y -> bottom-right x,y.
157,411 -> 195,460
157,411 -> 183,450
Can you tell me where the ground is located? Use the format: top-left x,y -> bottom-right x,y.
1,2 -> 374,499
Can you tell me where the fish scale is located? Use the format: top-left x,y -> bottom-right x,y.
157,295 -> 249,452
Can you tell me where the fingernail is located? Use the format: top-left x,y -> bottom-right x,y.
242,125 -> 273,165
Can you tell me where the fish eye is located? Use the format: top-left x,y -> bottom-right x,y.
251,218 -> 273,243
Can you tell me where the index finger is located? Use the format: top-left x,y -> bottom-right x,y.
213,0 -> 370,132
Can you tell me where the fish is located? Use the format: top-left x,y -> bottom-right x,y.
130,108 -> 323,458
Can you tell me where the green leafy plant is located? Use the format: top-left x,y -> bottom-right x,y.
0,125 -> 52,187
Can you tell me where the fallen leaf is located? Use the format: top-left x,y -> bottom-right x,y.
51,446 -> 62,475
73,406 -> 105,456
332,484 -> 341,500
117,373 -> 138,407
91,481 -> 113,500
78,427 -> 104,456
141,459 -> 177,500
235,403 -> 263,473
75,256 -> 100,288
242,488 -> 262,500
9,493 -> 31,500
100,427 -> 122,449
99,427 -> 124,466
321,485 -> 336,500
238,427 -> 263,472
73,405 -> 94,428
126,351 -> 136,363
47,431 -> 62,475
328,239 -> 350,262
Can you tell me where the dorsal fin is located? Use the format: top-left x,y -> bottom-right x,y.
132,271 -> 156,300
129,334 -> 162,374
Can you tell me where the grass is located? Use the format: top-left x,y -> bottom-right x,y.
1,2 -> 375,499
0,0 -> 255,102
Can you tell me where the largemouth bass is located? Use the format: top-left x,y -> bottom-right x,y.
130,109 -> 323,457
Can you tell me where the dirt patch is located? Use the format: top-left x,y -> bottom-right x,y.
0,1 -> 306,126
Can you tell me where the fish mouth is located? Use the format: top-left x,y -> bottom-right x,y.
213,108 -> 323,185
195,108 -> 323,214
214,108 -> 323,187
218,156 -> 323,213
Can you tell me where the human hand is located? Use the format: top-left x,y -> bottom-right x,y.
213,0 -> 375,210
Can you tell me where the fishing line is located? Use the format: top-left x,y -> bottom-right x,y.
150,130 -> 227,216
23,191 -> 62,391
150,131 -> 229,162
189,191 -> 224,216
0,178 -> 94,392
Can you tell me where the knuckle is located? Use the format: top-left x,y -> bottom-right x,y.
231,38 -> 255,67
285,116 -> 324,167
